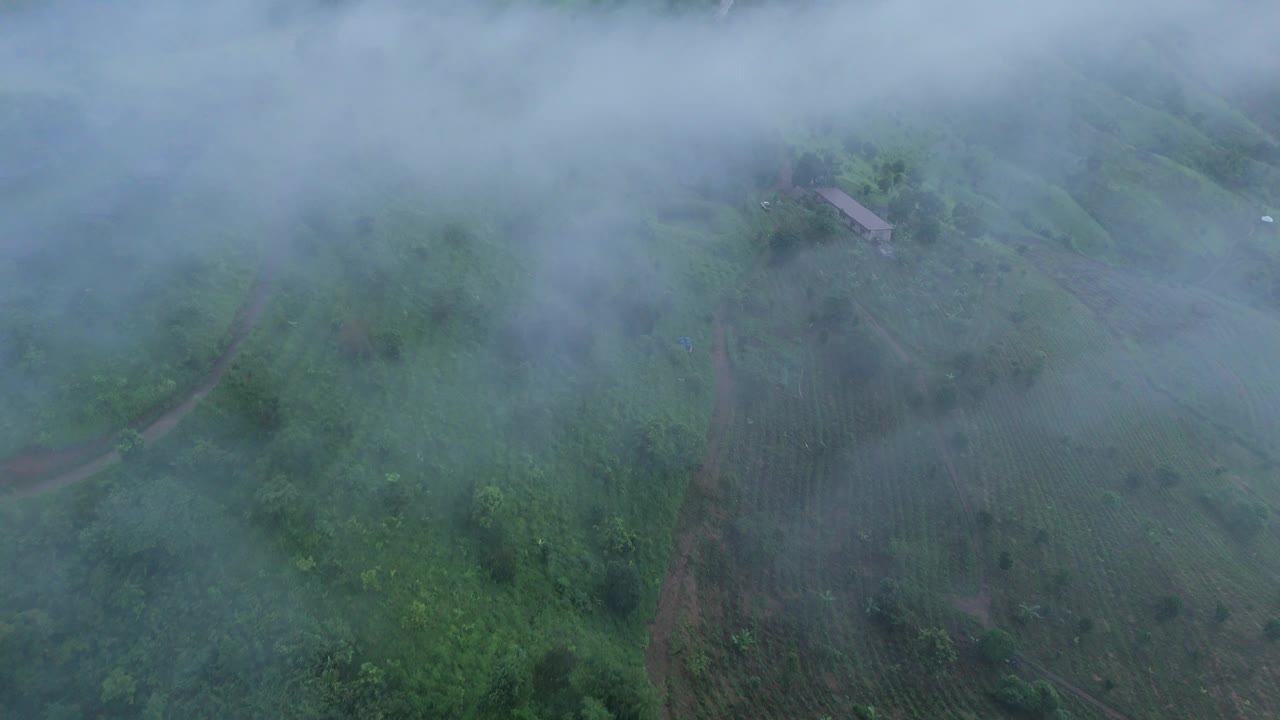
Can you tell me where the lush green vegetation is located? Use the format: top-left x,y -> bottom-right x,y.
4,2 -> 1280,720
0,164 -> 765,716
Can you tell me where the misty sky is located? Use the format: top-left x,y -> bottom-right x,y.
3,0 -> 1275,223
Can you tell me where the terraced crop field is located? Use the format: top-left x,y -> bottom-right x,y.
652,228 -> 1280,720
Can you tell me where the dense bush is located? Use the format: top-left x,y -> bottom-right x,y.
472,485 -> 505,529
914,627 -> 958,672
1199,486 -> 1270,541
603,561 -> 642,616
865,578 -> 914,630
577,658 -> 657,720
596,514 -> 637,557
481,542 -> 517,584
1214,603 -> 1232,623
532,645 -> 577,701
792,151 -> 839,188
483,650 -> 528,714
991,674 -> 1063,717
979,628 -> 1018,665
115,428 -> 144,460
1154,594 -> 1183,622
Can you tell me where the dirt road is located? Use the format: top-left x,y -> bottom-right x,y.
0,260 -> 276,498
645,305 -> 734,720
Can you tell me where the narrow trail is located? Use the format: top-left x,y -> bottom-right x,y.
0,259 -> 277,498
1017,656 -> 1133,720
646,305 -> 734,720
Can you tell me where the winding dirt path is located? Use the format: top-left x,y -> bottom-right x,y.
646,305 -> 734,720
0,260 -> 276,498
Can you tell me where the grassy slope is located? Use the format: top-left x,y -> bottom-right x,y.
666,209 -> 1280,720
5,9 -> 1280,720
0,166 -> 259,456
0,175 -> 761,718
654,30 -> 1280,720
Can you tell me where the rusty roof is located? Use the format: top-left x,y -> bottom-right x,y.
813,187 -> 894,232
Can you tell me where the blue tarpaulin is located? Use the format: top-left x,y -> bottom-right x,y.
678,336 -> 693,352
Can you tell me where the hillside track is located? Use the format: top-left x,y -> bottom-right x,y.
646,305 -> 735,720
0,257 -> 277,498
1017,656 -> 1132,720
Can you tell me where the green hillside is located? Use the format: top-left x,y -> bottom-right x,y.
3,2 -> 1280,720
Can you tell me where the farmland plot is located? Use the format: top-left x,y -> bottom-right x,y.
659,235 -> 1280,720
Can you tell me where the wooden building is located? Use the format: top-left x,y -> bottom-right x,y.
812,187 -> 894,243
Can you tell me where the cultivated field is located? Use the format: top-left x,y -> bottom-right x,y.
652,224 -> 1280,720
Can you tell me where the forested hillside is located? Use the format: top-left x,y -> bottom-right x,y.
2,1 -> 1279,719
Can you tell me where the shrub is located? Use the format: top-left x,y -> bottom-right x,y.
100,667 -> 137,706
578,658 -> 656,720
914,626 -> 958,672
1200,487 -> 1269,541
115,429 -> 145,460
865,578 -> 912,630
685,650 -> 711,680
914,215 -> 943,244
532,645 -> 577,697
252,475 -> 302,527
1265,619 -> 1280,642
769,224 -> 803,262
792,151 -> 837,187
596,514 -> 637,557
401,600 -> 430,631
978,629 -> 1018,665
977,510 -> 994,529
932,382 -> 959,412
484,650 -> 528,712
1154,594 -> 1183,622
991,674 -> 1061,716
472,486 -> 504,529
381,472 -> 411,514
377,329 -> 405,360
1214,603 -> 1231,623
580,697 -> 612,720
999,551 -> 1013,570
530,645 -> 579,718
481,543 -> 517,584
603,561 -> 641,616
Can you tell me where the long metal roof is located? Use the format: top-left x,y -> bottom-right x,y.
813,187 -> 894,232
